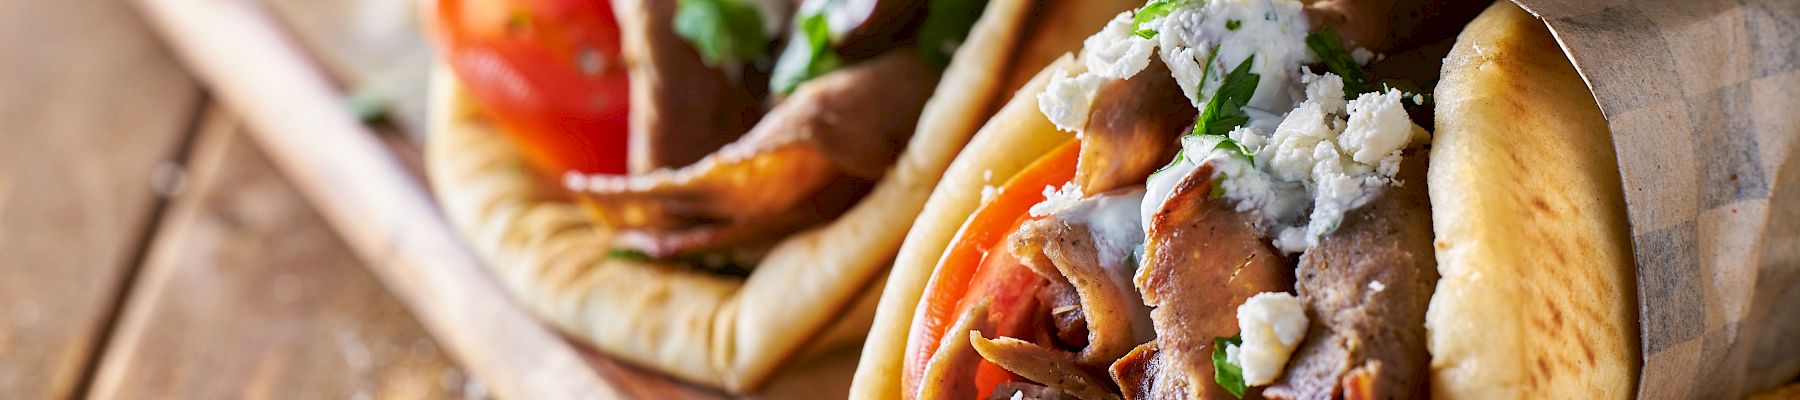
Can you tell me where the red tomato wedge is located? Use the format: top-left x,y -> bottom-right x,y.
438,0 -> 631,176
903,139 -> 1081,399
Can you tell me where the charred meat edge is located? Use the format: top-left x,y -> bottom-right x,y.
1134,161 -> 1295,400
1076,60 -> 1192,195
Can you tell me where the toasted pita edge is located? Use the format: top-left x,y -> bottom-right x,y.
1426,2 -> 1639,398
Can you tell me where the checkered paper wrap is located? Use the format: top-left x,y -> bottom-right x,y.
1508,0 -> 1800,398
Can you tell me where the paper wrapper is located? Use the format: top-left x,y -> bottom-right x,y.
1507,0 -> 1800,397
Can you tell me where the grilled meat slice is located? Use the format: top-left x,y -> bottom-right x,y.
1264,152 -> 1436,400
990,382 -> 1082,400
1039,280 -> 1091,349
576,49 -> 934,257
1009,189 -> 1154,365
613,0 -> 762,171
1136,162 -> 1296,400
1110,342 -> 1187,400
1077,60 -> 1194,195
970,333 -> 1123,400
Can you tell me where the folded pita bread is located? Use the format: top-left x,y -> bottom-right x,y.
1425,2 -> 1639,397
846,0 -> 1151,396
853,1 -> 1642,398
423,0 -> 1045,392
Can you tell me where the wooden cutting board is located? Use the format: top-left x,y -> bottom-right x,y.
127,0 -> 862,398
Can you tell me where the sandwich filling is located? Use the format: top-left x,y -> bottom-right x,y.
905,0 -> 1478,398
560,0 -> 994,269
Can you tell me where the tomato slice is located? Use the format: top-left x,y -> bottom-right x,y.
903,139 -> 1082,399
438,0 -> 631,176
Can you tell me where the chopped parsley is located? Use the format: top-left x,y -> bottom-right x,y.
1153,147 -> 1188,176
607,248 -> 654,262
917,0 -> 989,70
1304,27 -> 1368,96
770,12 -> 845,95
1186,133 -> 1255,162
673,0 -> 768,67
1225,19 -> 1241,31
1213,334 -> 1248,398
1154,49 -> 1258,177
606,248 -> 754,276
1306,27 -> 1437,106
1131,0 -> 1190,39
1193,54 -> 1259,138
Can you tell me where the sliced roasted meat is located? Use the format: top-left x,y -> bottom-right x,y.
605,174 -> 873,258
1009,189 -> 1154,365
969,333 -> 1122,400
920,300 -> 996,400
1136,162 -> 1296,400
613,0 -> 763,172
1077,60 -> 1193,195
991,382 -> 1081,400
1110,342 -> 1186,400
572,50 -> 935,256
1264,152 -> 1436,400
1039,280 -> 1090,349
1301,0 -> 1489,54
918,250 -> 1049,400
813,0 -> 928,60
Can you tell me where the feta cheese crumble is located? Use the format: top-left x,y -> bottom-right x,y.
1029,182 -> 1085,217
1039,69 -> 1106,132
1253,72 -> 1422,252
1044,0 -> 1424,254
1084,13 -> 1157,79
1233,291 -> 1309,386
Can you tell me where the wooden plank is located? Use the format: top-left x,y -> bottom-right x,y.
261,0 -> 433,138
88,109 -> 475,399
0,0 -> 203,396
129,0 -> 624,398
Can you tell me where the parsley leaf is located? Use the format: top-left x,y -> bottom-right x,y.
770,12 -> 845,95
1186,133 -> 1255,161
607,248 -> 654,262
1304,27 -> 1367,96
1175,51 -> 1258,169
1152,147 -> 1189,176
1193,54 -> 1259,138
1212,334 -> 1248,398
1132,0 -> 1189,39
1225,19 -> 1241,31
917,0 -> 989,70
674,0 -> 768,67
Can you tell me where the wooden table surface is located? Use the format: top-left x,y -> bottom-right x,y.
0,0 -> 477,398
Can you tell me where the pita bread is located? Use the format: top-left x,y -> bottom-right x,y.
858,1 -> 1646,398
1426,2 -> 1639,398
848,1 -> 1152,397
423,0 -> 1041,392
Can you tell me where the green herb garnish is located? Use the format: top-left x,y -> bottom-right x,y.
770,12 -> 844,95
1304,27 -> 1368,96
1225,19 -> 1241,31
1212,334 -> 1247,398
1152,147 -> 1188,176
1186,133 -> 1255,161
917,0 -> 989,70
607,248 -> 654,262
1193,54 -> 1259,138
1131,0 -> 1189,39
674,0 -> 768,67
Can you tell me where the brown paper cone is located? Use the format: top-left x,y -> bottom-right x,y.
1510,0 -> 1799,397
